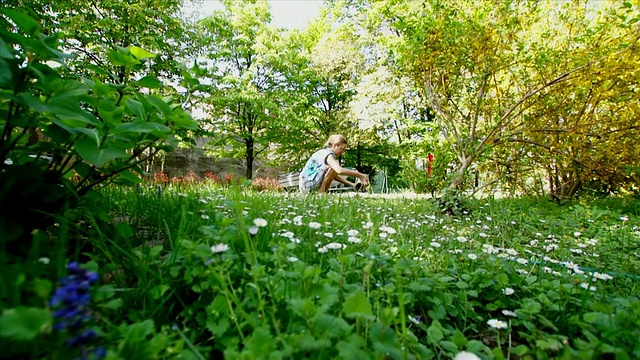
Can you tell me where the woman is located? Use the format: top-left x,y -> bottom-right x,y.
299,134 -> 369,193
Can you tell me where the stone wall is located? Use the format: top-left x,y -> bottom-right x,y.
149,148 -> 285,180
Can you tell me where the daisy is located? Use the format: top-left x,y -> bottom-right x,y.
454,352 -> 480,360
211,243 -> 230,254
468,254 -> 478,260
287,256 -> 299,263
503,287 -> 515,296
248,226 -> 259,235
309,222 -> 322,229
253,218 -> 268,227
201,214 -> 210,220
347,229 -> 359,236
348,237 -> 362,244
487,319 -> 508,329
325,242 -> 346,250
502,310 -> 517,317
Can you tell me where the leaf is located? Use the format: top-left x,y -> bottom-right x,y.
75,127 -> 101,147
0,307 -> 51,341
125,98 -> 146,120
342,290 -> 374,320
427,322 -> 444,343
1,9 -> 40,36
134,76 -> 163,89
75,137 -> 127,166
107,49 -> 140,67
129,46 -> 156,60
149,285 -> 170,299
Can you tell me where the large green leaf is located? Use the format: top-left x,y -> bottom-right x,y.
1,9 -> 40,36
0,307 -> 51,341
134,76 -> 163,89
107,49 -> 140,68
125,98 -> 146,120
129,46 -> 156,60
342,290 -> 374,320
75,137 -> 127,166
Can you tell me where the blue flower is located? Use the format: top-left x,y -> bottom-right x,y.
50,262 -> 104,359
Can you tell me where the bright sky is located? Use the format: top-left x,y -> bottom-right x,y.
186,0 -> 324,30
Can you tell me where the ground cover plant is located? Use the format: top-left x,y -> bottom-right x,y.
3,180 -> 639,359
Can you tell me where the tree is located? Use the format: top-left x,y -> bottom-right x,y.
356,0 -> 639,196
196,0 -> 287,179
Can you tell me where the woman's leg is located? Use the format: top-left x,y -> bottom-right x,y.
318,167 -> 339,192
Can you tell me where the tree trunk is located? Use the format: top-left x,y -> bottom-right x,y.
447,155 -> 474,190
245,137 -> 254,179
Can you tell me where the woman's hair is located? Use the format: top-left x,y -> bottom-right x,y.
325,134 -> 347,148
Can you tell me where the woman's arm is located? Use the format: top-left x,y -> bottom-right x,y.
327,155 -> 369,186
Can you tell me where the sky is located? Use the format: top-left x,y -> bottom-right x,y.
185,0 -> 324,30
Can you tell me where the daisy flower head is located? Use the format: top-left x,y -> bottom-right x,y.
503,287 -> 515,296
309,222 -> 322,229
468,253 -> 478,260
379,225 -> 397,234
347,229 -> 359,236
348,237 -> 362,244
454,351 -> 481,360
487,319 -> 508,329
211,243 -> 230,254
253,218 -> 268,227
287,256 -> 299,263
248,226 -> 259,235
502,310 -> 517,317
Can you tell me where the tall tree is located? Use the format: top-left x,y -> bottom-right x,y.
197,0 -> 289,179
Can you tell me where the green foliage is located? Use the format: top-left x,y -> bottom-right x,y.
0,9 -> 197,247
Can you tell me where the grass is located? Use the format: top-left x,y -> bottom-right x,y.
3,182 -> 640,359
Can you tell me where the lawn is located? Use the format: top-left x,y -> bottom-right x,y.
5,183 -> 640,359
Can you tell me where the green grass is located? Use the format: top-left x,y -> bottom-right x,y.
4,183 -> 640,359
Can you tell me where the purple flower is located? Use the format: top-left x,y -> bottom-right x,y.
50,262 -> 104,359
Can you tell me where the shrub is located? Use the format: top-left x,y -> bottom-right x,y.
251,177 -> 284,192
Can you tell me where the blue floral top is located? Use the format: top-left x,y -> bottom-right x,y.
299,148 -> 336,192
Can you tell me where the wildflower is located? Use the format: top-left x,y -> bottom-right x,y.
38,257 -> 50,265
318,246 -> 328,253
281,231 -> 295,239
348,236 -> 362,244
502,310 -> 517,317
347,229 -> 359,236
379,225 -> 397,234
468,254 -> 478,260
248,226 -> 259,235
454,351 -> 481,360
201,214 -> 210,220
430,242 -> 441,248
325,242 -> 346,250
211,243 -> 230,253
580,283 -> 597,291
620,216 -> 629,221
592,272 -> 613,281
198,198 -> 207,204
50,262 -> 103,357
487,319 -> 508,329
287,256 -> 299,263
574,231 -> 582,237
253,218 -> 268,227
516,258 -> 529,265
407,315 -> 421,325
485,216 -> 492,221
309,222 -> 321,229
379,232 -> 388,239
456,236 -> 468,243
479,232 -> 488,238
503,288 -> 515,296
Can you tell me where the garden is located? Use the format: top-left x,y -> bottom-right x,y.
2,0 -> 640,359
